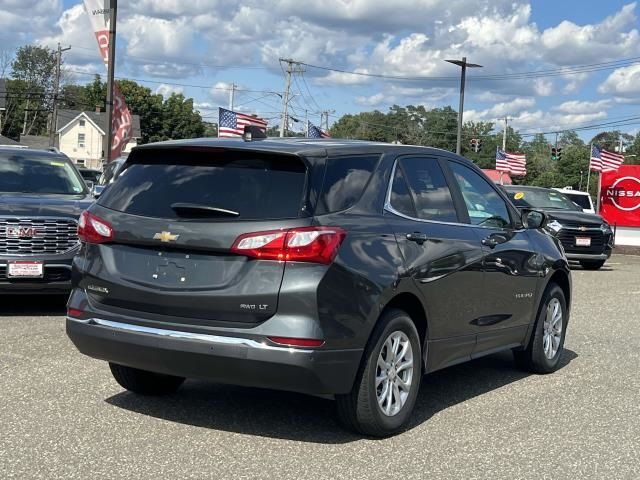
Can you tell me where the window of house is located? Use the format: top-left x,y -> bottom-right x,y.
76,159 -> 86,167
79,119 -> 85,127
77,133 -> 85,148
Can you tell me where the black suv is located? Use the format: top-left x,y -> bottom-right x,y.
0,148 -> 92,293
67,139 -> 571,436
503,185 -> 613,270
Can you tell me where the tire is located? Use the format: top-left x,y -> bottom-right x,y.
109,363 -> 185,395
336,309 -> 422,437
514,284 -> 567,374
579,260 -> 605,270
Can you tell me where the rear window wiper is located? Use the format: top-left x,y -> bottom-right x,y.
170,203 -> 240,217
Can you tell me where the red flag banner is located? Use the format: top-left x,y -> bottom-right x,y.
83,0 -> 133,159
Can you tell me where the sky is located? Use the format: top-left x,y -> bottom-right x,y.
1,0 -> 639,140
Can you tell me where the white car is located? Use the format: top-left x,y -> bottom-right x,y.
553,187 -> 595,214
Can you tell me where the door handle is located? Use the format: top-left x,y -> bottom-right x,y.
482,233 -> 508,249
406,232 -> 428,244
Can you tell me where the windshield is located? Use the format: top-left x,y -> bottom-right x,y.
562,192 -> 592,210
0,152 -> 86,195
507,188 -> 581,210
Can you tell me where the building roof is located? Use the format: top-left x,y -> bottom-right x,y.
482,169 -> 513,185
56,109 -> 141,137
19,135 -> 51,150
0,135 -> 23,146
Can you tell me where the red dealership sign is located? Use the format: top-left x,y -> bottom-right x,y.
600,165 -> 640,227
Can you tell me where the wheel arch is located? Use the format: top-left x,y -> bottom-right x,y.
379,292 -> 429,366
548,269 -> 571,310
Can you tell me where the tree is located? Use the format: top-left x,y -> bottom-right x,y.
161,93 -> 205,140
9,45 -> 57,136
590,130 -> 634,152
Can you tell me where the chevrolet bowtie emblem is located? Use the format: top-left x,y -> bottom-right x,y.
153,231 -> 179,242
578,226 -> 588,232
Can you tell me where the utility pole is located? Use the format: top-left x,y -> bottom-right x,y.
502,117 -> 509,151
445,57 -> 482,155
278,58 -> 304,137
228,83 -> 236,110
49,43 -> 71,147
104,0 -> 118,162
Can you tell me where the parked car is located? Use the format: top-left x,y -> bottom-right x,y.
92,156 -> 127,197
503,185 -> 613,270
0,147 -> 92,293
552,187 -> 595,213
66,138 -> 571,436
77,167 -> 102,187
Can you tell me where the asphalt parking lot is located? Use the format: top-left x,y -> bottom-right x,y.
1,255 -> 639,479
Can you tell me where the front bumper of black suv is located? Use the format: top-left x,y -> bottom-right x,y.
0,255 -> 75,294
553,226 -> 613,262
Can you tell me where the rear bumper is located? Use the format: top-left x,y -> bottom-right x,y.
66,316 -> 363,395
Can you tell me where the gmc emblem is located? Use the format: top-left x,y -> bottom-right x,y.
6,227 -> 39,238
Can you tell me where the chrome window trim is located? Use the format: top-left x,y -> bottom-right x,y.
383,157 -> 515,230
67,317 -> 316,354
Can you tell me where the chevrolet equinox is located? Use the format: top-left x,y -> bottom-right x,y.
67,138 -> 571,436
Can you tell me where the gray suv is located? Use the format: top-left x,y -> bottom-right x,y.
67,138 -> 571,436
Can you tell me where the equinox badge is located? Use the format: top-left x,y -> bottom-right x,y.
153,231 -> 179,242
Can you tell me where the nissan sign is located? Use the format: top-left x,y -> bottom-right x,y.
600,166 -> 640,227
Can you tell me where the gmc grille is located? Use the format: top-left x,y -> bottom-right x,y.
0,218 -> 79,255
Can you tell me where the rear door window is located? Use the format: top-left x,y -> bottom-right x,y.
393,157 -> 458,223
98,149 -> 308,220
315,155 -> 380,214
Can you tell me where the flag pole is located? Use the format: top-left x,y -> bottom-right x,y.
104,0 -> 118,163
596,171 -> 602,213
586,143 -> 592,195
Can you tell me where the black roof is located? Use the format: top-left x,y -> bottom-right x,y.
0,146 -> 68,158
134,137 -> 457,159
0,135 -> 22,146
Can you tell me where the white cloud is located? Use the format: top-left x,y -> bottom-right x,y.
155,84 -> 184,99
314,70 -> 370,86
355,93 -> 387,107
554,100 -> 611,114
598,63 -> 640,96
466,97 -> 536,121
0,0 -> 62,47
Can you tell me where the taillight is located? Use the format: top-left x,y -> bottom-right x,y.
67,307 -> 85,318
267,336 -> 325,348
78,211 -> 113,244
231,226 -> 345,265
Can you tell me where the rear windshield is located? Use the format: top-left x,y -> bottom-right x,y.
98,149 -> 308,220
562,192 -> 591,210
0,152 -> 86,195
506,188 -> 581,211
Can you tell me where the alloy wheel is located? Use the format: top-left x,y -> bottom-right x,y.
543,298 -> 563,359
376,331 -> 414,417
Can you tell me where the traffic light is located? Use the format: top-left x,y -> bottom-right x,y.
551,147 -> 557,161
469,138 -> 482,153
476,138 -> 483,152
557,147 -> 562,161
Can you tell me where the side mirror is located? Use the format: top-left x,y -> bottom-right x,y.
92,184 -> 106,198
85,180 -> 94,190
522,209 -> 546,229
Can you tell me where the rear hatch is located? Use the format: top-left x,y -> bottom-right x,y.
82,146 -> 315,326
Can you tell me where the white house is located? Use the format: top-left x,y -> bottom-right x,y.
55,109 -> 141,169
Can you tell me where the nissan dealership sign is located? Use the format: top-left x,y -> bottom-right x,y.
600,165 -> 640,227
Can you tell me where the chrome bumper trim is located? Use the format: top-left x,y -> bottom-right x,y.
67,317 -> 313,353
565,253 -> 609,260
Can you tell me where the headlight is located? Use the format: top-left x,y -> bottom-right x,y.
546,219 -> 563,233
600,223 -> 612,234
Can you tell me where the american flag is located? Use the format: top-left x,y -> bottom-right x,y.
307,121 -> 330,138
218,107 -> 268,138
590,144 -> 624,172
496,149 -> 527,176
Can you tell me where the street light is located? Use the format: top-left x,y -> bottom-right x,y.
445,57 -> 482,155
